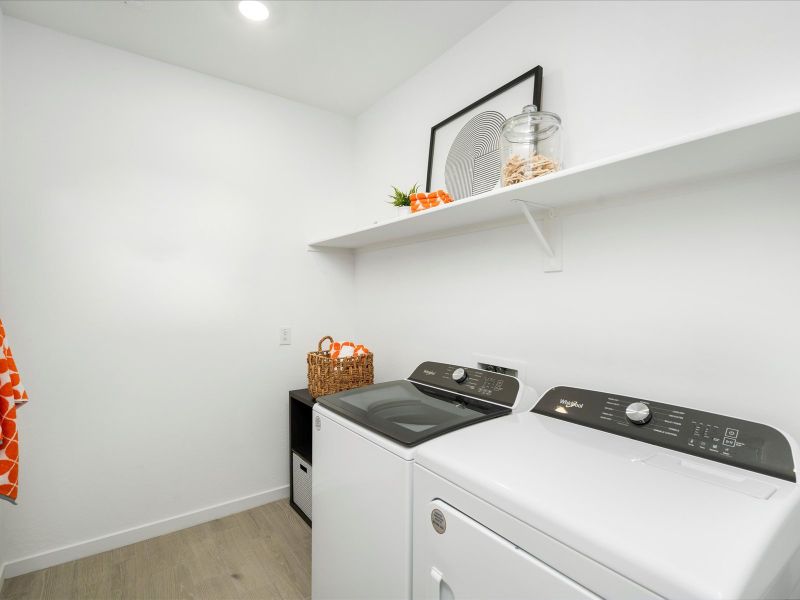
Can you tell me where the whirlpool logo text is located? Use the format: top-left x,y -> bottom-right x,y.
559,399 -> 584,409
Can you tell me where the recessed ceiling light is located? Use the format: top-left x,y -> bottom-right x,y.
238,0 -> 270,22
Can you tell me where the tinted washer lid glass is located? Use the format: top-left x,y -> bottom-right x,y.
318,380 -> 510,446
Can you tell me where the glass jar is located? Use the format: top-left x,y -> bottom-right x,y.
500,105 -> 562,187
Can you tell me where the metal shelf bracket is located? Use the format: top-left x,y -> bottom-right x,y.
513,199 -> 563,272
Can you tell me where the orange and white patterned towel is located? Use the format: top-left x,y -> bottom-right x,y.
0,319 -> 28,503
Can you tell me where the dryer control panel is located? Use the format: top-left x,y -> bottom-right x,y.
534,387 -> 796,482
409,361 -> 521,408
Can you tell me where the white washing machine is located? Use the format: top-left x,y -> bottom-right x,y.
312,361 -> 537,600
413,386 -> 800,600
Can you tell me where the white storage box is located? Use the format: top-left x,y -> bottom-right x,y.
292,451 -> 312,520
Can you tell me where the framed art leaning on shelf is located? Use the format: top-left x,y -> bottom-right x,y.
425,66 -> 543,200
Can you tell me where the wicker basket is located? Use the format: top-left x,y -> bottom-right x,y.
307,335 -> 374,398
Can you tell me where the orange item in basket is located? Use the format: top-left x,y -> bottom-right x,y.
330,341 -> 354,359
330,340 -> 371,359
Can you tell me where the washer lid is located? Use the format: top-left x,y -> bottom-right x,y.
415,412 -> 800,600
317,380 -> 509,447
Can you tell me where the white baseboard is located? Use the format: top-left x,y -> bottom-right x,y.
1,484 -> 289,579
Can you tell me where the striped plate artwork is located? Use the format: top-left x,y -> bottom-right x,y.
444,110 -> 506,200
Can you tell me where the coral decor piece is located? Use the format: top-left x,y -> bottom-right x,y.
0,319 -> 29,503
410,190 -> 453,213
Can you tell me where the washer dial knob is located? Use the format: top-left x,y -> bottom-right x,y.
452,368 -> 468,383
626,402 -> 652,425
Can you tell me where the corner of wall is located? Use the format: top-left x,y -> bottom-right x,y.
0,4 -> 8,588
0,558 -> 6,594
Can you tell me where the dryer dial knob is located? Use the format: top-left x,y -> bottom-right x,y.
452,368 -> 468,383
626,402 -> 652,425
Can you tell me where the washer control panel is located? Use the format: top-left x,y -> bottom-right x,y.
534,386 -> 796,482
409,361 -> 521,408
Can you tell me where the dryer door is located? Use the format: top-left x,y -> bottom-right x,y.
420,500 -> 600,600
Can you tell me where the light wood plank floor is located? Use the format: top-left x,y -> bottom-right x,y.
0,499 -> 311,600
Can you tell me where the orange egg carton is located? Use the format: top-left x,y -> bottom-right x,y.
409,190 -> 454,213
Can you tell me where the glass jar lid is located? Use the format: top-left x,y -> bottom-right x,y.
501,105 -> 562,143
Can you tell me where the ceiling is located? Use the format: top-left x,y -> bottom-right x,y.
0,0 -> 509,115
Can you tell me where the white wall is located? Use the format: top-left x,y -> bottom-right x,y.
353,1 -> 800,434
0,17 -> 355,568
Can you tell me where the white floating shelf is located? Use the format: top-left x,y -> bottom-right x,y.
309,110 -> 800,258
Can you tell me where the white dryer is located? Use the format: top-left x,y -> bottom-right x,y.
312,361 -> 536,600
413,386 -> 800,600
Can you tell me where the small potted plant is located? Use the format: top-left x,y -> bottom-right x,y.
388,184 -> 419,218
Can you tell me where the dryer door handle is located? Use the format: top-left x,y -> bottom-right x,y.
431,567 -> 454,600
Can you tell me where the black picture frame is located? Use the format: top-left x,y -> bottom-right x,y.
425,66 -> 543,193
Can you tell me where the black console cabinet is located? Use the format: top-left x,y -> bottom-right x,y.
289,388 -> 315,525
